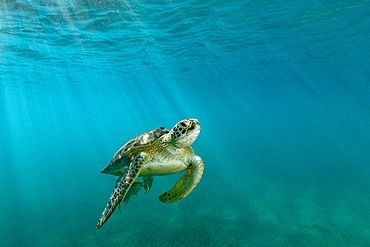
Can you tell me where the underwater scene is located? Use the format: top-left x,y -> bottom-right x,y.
1,0 -> 370,246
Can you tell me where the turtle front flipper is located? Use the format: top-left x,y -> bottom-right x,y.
96,152 -> 147,229
159,155 -> 204,203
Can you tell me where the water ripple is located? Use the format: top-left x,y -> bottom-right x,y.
1,0 -> 369,71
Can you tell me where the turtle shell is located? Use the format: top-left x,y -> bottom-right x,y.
101,127 -> 170,176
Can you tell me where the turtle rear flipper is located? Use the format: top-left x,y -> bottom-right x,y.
159,156 -> 204,203
143,176 -> 154,193
96,152 -> 147,229
123,182 -> 143,206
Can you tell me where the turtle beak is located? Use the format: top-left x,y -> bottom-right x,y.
193,119 -> 200,130
187,119 -> 200,131
190,119 -> 201,137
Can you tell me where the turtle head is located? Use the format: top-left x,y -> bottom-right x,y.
171,118 -> 200,148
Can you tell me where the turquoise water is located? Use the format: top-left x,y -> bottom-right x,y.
1,0 -> 370,246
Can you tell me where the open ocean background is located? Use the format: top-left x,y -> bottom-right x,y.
1,0 -> 370,246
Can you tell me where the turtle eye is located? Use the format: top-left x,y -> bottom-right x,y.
188,124 -> 195,130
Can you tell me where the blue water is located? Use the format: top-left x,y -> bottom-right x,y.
1,0 -> 370,246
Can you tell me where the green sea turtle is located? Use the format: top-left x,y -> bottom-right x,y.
96,118 -> 204,229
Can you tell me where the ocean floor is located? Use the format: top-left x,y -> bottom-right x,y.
4,174 -> 368,247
